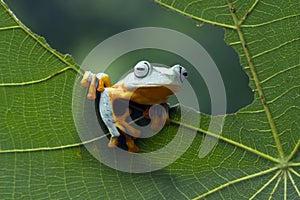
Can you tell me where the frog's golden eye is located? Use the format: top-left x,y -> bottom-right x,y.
134,60 -> 151,78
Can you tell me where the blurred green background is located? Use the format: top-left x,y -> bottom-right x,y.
5,0 -> 253,114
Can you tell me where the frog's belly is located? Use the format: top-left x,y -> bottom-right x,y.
109,86 -> 176,105
131,86 -> 174,105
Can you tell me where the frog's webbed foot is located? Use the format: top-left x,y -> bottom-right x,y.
122,133 -> 139,153
114,108 -> 141,138
107,107 -> 140,152
143,103 -> 170,131
80,71 -> 111,100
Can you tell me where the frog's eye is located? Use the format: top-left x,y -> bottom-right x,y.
134,61 -> 151,78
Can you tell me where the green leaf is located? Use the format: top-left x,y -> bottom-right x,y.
0,0 -> 299,200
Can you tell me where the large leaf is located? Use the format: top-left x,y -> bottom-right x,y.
0,1 -> 299,200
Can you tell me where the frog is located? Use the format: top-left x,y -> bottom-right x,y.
80,60 -> 188,152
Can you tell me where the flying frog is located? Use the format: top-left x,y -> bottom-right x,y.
81,60 -> 188,152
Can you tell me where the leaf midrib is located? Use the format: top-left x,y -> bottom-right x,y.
226,0 -> 284,160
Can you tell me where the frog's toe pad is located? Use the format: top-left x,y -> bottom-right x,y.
127,144 -> 139,153
108,137 -> 119,148
81,71 -> 91,87
149,104 -> 168,131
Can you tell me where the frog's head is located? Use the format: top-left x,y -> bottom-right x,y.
122,60 -> 188,92
117,60 -> 188,104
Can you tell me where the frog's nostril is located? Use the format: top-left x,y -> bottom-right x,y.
183,71 -> 188,77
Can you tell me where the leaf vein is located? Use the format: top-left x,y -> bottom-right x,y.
273,106 -> 300,121
238,109 -> 264,114
249,170 -> 281,200
171,119 -> 279,163
252,37 -> 300,59
289,168 -> 300,177
261,63 -> 300,84
269,173 -> 282,200
288,140 -> 300,161
287,170 -> 300,197
192,167 -> 279,200
239,0 -> 260,25
0,67 -> 73,86
267,86 -> 300,104
0,25 -> 20,31
0,134 -> 109,154
155,0 -> 236,29
242,13 -> 300,28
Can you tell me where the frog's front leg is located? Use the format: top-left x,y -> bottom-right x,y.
99,90 -> 121,147
81,71 -> 120,147
143,103 -> 170,131
81,71 -> 111,100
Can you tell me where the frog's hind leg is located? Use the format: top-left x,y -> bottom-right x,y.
114,108 -> 141,138
143,103 -> 170,131
112,105 -> 140,152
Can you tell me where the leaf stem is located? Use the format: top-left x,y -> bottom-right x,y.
227,0 -> 285,160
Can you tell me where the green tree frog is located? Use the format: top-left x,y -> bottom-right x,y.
81,60 -> 188,152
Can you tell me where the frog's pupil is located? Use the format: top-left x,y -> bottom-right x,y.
137,67 -> 145,71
